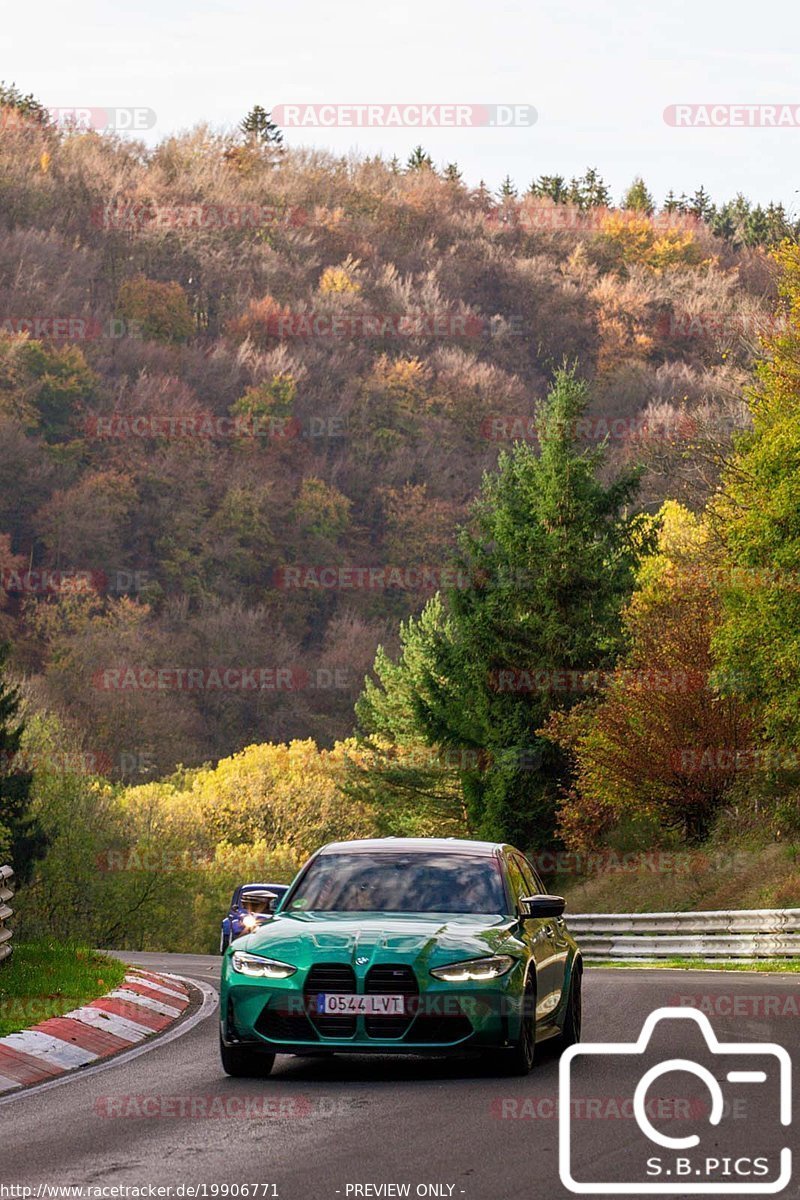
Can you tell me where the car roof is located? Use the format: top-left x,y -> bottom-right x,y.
316,837 -> 507,857
239,882 -> 288,892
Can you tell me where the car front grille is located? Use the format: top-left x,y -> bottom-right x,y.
365,964 -> 418,1038
305,963 -> 357,1037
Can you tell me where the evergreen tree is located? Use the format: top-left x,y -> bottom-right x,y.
662,190 -> 680,214
764,202 -> 791,245
406,145 -> 434,171
443,162 -> 463,185
0,81 -> 49,125
622,176 -> 654,214
358,369 -> 647,847
744,204 -> 770,246
498,174 -> 518,200
472,179 -> 494,211
528,174 -> 567,203
0,645 -> 47,883
566,167 -> 611,210
710,194 -> 751,244
688,186 -> 712,219
239,105 -> 283,147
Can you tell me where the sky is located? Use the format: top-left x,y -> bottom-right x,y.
3,0 -> 799,210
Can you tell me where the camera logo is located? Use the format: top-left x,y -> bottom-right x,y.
559,1006 -> 792,1194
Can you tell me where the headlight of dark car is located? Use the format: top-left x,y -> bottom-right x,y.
230,951 -> 297,979
429,954 -> 516,982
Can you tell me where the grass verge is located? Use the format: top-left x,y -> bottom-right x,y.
589,958 -> 800,972
560,841 -> 800,913
0,940 -> 126,1037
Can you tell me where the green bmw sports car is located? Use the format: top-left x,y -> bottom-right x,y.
219,837 -> 582,1077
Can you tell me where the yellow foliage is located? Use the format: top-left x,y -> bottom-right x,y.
185,739 -> 378,858
596,211 -> 706,272
318,262 -> 362,294
649,229 -> 705,270
599,211 -> 655,263
368,355 -> 429,399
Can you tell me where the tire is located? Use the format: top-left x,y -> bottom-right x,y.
219,1033 -> 275,1078
555,965 -> 582,1051
496,971 -> 537,1076
220,929 -> 229,954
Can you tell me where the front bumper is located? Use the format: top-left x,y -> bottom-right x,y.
221,964 -> 526,1053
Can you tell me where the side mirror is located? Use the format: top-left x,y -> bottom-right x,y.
519,894 -> 565,920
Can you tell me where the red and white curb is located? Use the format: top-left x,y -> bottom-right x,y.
0,969 -> 197,1095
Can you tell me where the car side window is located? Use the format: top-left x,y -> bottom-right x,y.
517,855 -> 542,896
505,856 -> 528,910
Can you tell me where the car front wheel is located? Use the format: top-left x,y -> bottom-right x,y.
555,964 -> 582,1050
219,1034 -> 275,1078
219,928 -> 229,954
496,971 -> 536,1076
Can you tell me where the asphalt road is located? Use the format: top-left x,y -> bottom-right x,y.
2,953 -> 797,1200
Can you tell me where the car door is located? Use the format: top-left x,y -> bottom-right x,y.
519,855 -> 570,1015
504,853 -> 560,1028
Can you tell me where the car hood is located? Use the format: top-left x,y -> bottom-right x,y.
240,912 -> 520,973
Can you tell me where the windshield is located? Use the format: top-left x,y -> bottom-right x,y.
240,895 -> 273,914
285,852 -> 506,915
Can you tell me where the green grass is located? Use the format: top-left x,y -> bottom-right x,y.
0,940 -> 126,1037
590,958 -> 800,973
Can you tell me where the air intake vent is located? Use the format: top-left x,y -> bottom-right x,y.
364,963 -> 418,1038
305,962 -> 357,1037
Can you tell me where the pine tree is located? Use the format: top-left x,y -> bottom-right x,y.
498,174 -> 518,200
528,175 -> 567,203
0,81 -> 49,125
764,202 -> 790,245
239,105 -> 283,147
709,199 -> 738,241
580,167 -> 612,208
622,176 -> 654,214
358,368 -> 647,846
443,162 -> 463,185
472,179 -> 494,211
406,145 -> 434,171
688,186 -> 712,220
0,645 -> 46,883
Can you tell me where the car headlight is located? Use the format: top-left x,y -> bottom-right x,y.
230,951 -> 297,979
430,954 -> 516,982
241,913 -> 258,930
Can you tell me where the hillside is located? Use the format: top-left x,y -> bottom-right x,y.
0,111 -> 783,776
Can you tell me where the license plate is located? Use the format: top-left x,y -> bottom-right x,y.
316,993 -> 405,1015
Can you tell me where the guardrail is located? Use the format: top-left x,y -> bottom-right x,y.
0,865 -> 14,964
568,908 -> 800,960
